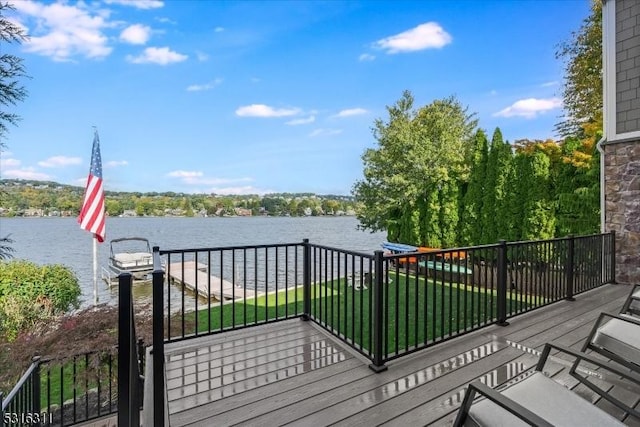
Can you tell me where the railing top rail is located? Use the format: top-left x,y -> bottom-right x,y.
159,242 -> 304,254
307,242 -> 375,259
505,232 -> 611,247
1,357 -> 39,411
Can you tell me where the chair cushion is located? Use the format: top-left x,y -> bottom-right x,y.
466,372 -> 624,426
593,318 -> 640,366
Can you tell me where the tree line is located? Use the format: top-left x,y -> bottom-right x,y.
0,179 -> 357,218
353,92 -> 599,248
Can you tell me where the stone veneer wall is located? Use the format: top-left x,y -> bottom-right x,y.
604,140 -> 640,283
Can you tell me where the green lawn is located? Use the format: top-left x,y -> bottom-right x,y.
177,272 -> 532,356
40,352 -> 116,414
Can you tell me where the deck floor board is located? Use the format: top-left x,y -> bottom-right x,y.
158,284 -> 639,426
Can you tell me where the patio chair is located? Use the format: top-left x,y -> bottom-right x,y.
453,342 -> 632,426
621,284 -> 640,317
583,312 -> 640,374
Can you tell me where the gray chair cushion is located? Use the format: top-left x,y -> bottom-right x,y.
466,372 -> 625,426
593,318 -> 640,366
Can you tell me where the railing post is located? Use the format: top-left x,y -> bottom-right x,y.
0,392 -> 3,427
369,250 -> 388,373
32,356 -> 41,424
152,246 -> 165,427
610,230 -> 616,284
566,235 -> 575,301
496,240 -> 509,326
302,239 -> 311,321
117,272 -> 133,427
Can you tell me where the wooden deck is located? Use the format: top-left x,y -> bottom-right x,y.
157,283 -> 640,426
167,261 -> 258,300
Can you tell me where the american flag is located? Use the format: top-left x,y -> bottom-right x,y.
78,130 -> 106,242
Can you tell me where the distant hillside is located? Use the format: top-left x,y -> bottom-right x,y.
0,179 -> 358,218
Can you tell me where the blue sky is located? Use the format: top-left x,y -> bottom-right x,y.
1,0 -> 590,195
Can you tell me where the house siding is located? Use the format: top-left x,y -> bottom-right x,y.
605,0 -> 640,284
615,0 -> 640,133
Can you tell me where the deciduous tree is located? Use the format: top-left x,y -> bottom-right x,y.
354,91 -> 477,247
0,2 -> 28,147
555,0 -> 602,138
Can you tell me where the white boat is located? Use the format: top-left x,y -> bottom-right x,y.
102,237 -> 155,283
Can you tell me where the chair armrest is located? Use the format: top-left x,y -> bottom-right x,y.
537,342 -> 639,383
621,284 -> 640,315
454,380 -> 553,427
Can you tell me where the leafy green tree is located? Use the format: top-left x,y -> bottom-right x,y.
522,151 -> 555,240
0,2 -> 28,147
481,128 -> 512,243
0,235 -> 14,260
0,2 -> 29,256
354,91 -> 477,247
183,197 -> 194,217
555,136 -> 600,235
459,129 -> 488,245
105,199 -> 123,217
555,0 -> 602,138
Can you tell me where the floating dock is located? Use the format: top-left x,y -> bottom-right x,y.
167,261 -> 257,301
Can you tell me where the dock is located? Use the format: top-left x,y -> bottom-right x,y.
167,261 -> 257,301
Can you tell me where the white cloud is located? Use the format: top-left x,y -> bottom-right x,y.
196,51 -> 209,61
375,22 -> 452,54
358,53 -> 375,62
333,108 -> 368,118
286,116 -> 315,126
126,46 -> 188,65
120,24 -> 151,45
540,81 -> 559,87
0,157 -> 20,169
309,128 -> 342,138
167,171 -> 254,188
105,160 -> 128,168
104,0 -> 164,9
15,1 -> 113,61
167,170 -> 203,178
494,97 -> 562,119
155,17 -> 175,24
489,90 -> 498,96
186,78 -> 223,92
214,26 -> 224,33
1,168 -> 52,180
38,156 -> 82,168
235,104 -> 300,118
212,186 -> 271,196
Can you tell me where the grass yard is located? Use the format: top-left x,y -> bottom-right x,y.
178,272 -> 532,356
39,352 -> 116,417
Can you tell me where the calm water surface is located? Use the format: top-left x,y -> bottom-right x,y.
0,216 -> 386,307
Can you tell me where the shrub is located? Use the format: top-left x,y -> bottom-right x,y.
0,260 -> 81,341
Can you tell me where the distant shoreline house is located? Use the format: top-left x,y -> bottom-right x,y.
602,0 -> 640,283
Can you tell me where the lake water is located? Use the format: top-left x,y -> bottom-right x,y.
0,216 -> 386,308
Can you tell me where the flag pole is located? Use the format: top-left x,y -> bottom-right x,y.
93,237 -> 98,306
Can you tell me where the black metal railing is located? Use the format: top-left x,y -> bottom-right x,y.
117,272 -> 143,427
305,244 -> 376,361
144,231 -> 615,413
40,350 -> 119,426
160,242 -> 306,342
1,357 -> 41,426
1,348 -> 120,427
374,232 -> 615,365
